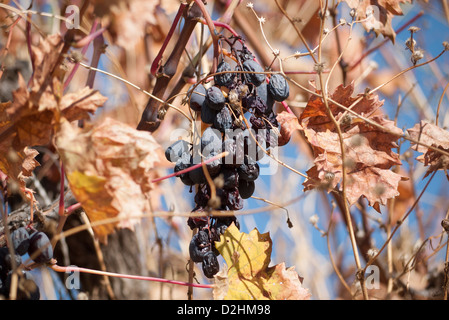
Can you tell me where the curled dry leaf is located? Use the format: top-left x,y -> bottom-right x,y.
55,118 -> 162,242
300,83 -> 405,211
407,121 -> 449,179
276,111 -> 302,147
0,34 -> 106,185
343,0 -> 412,42
214,223 -> 311,300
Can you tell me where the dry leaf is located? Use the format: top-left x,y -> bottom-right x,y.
343,0 -> 412,42
214,223 -> 311,300
276,111 -> 302,146
55,118 -> 162,241
300,83 -> 405,211
0,34 -> 106,184
407,121 -> 449,179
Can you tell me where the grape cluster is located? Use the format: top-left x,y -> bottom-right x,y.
0,226 -> 53,299
166,43 -> 290,278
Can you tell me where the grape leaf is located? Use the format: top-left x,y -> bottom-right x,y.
213,224 -> 311,300
0,34 -> 106,185
276,111 -> 302,147
343,0 -> 412,42
55,118 -> 162,242
300,83 -> 405,212
407,121 -> 449,179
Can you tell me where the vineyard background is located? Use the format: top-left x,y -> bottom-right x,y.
1,0 -> 449,300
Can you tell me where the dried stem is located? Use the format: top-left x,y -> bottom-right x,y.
50,263 -> 213,289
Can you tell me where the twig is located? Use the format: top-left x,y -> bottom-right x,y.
316,0 -> 368,300
364,170 -> 438,271
347,11 -> 424,71
436,80 -> 449,126
50,263 -> 214,289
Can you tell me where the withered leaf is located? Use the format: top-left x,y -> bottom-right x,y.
276,111 -> 302,146
343,0 -> 412,42
407,121 -> 449,179
214,224 -> 311,300
300,83 -> 405,211
55,118 -> 162,241
0,34 -> 106,184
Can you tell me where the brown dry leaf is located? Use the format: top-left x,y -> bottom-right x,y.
214,224 -> 311,300
343,0 -> 412,42
91,0 -> 158,49
300,83 -> 405,211
407,121 -> 449,179
55,118 -> 162,241
0,34 -> 106,184
276,111 -> 302,146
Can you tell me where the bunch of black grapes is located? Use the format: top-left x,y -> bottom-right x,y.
165,45 -> 289,278
0,226 -> 53,299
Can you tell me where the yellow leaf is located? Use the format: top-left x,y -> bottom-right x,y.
214,224 -> 311,300
67,171 -> 118,238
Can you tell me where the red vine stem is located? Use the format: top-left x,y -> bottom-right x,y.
65,202 -> 82,215
150,3 -> 187,76
193,0 -> 220,74
50,263 -> 214,289
63,20 -> 106,91
0,16 -> 21,79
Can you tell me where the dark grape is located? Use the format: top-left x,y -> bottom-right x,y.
201,127 -> 222,157
189,165 -> 206,184
257,81 -> 275,114
175,153 -> 195,186
213,107 -> 233,132
189,232 -> 209,263
242,59 -> 265,87
4,252 -> 22,271
220,167 -> 239,189
250,115 -> 266,129
222,138 -> 244,167
27,232 -> 53,264
201,102 -> 218,124
238,158 -> 260,181
238,179 -> 255,199
214,60 -> 234,87
226,188 -> 244,210
205,86 -> 226,111
165,140 -> 190,163
202,251 -> 220,278
187,212 -> 208,230
205,152 -> 222,177
172,35 -> 291,279
194,186 -> 211,207
268,74 -> 290,102
0,247 -> 22,274
188,83 -> 206,112
11,227 -> 30,256
215,216 -> 239,235
246,95 -> 268,114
